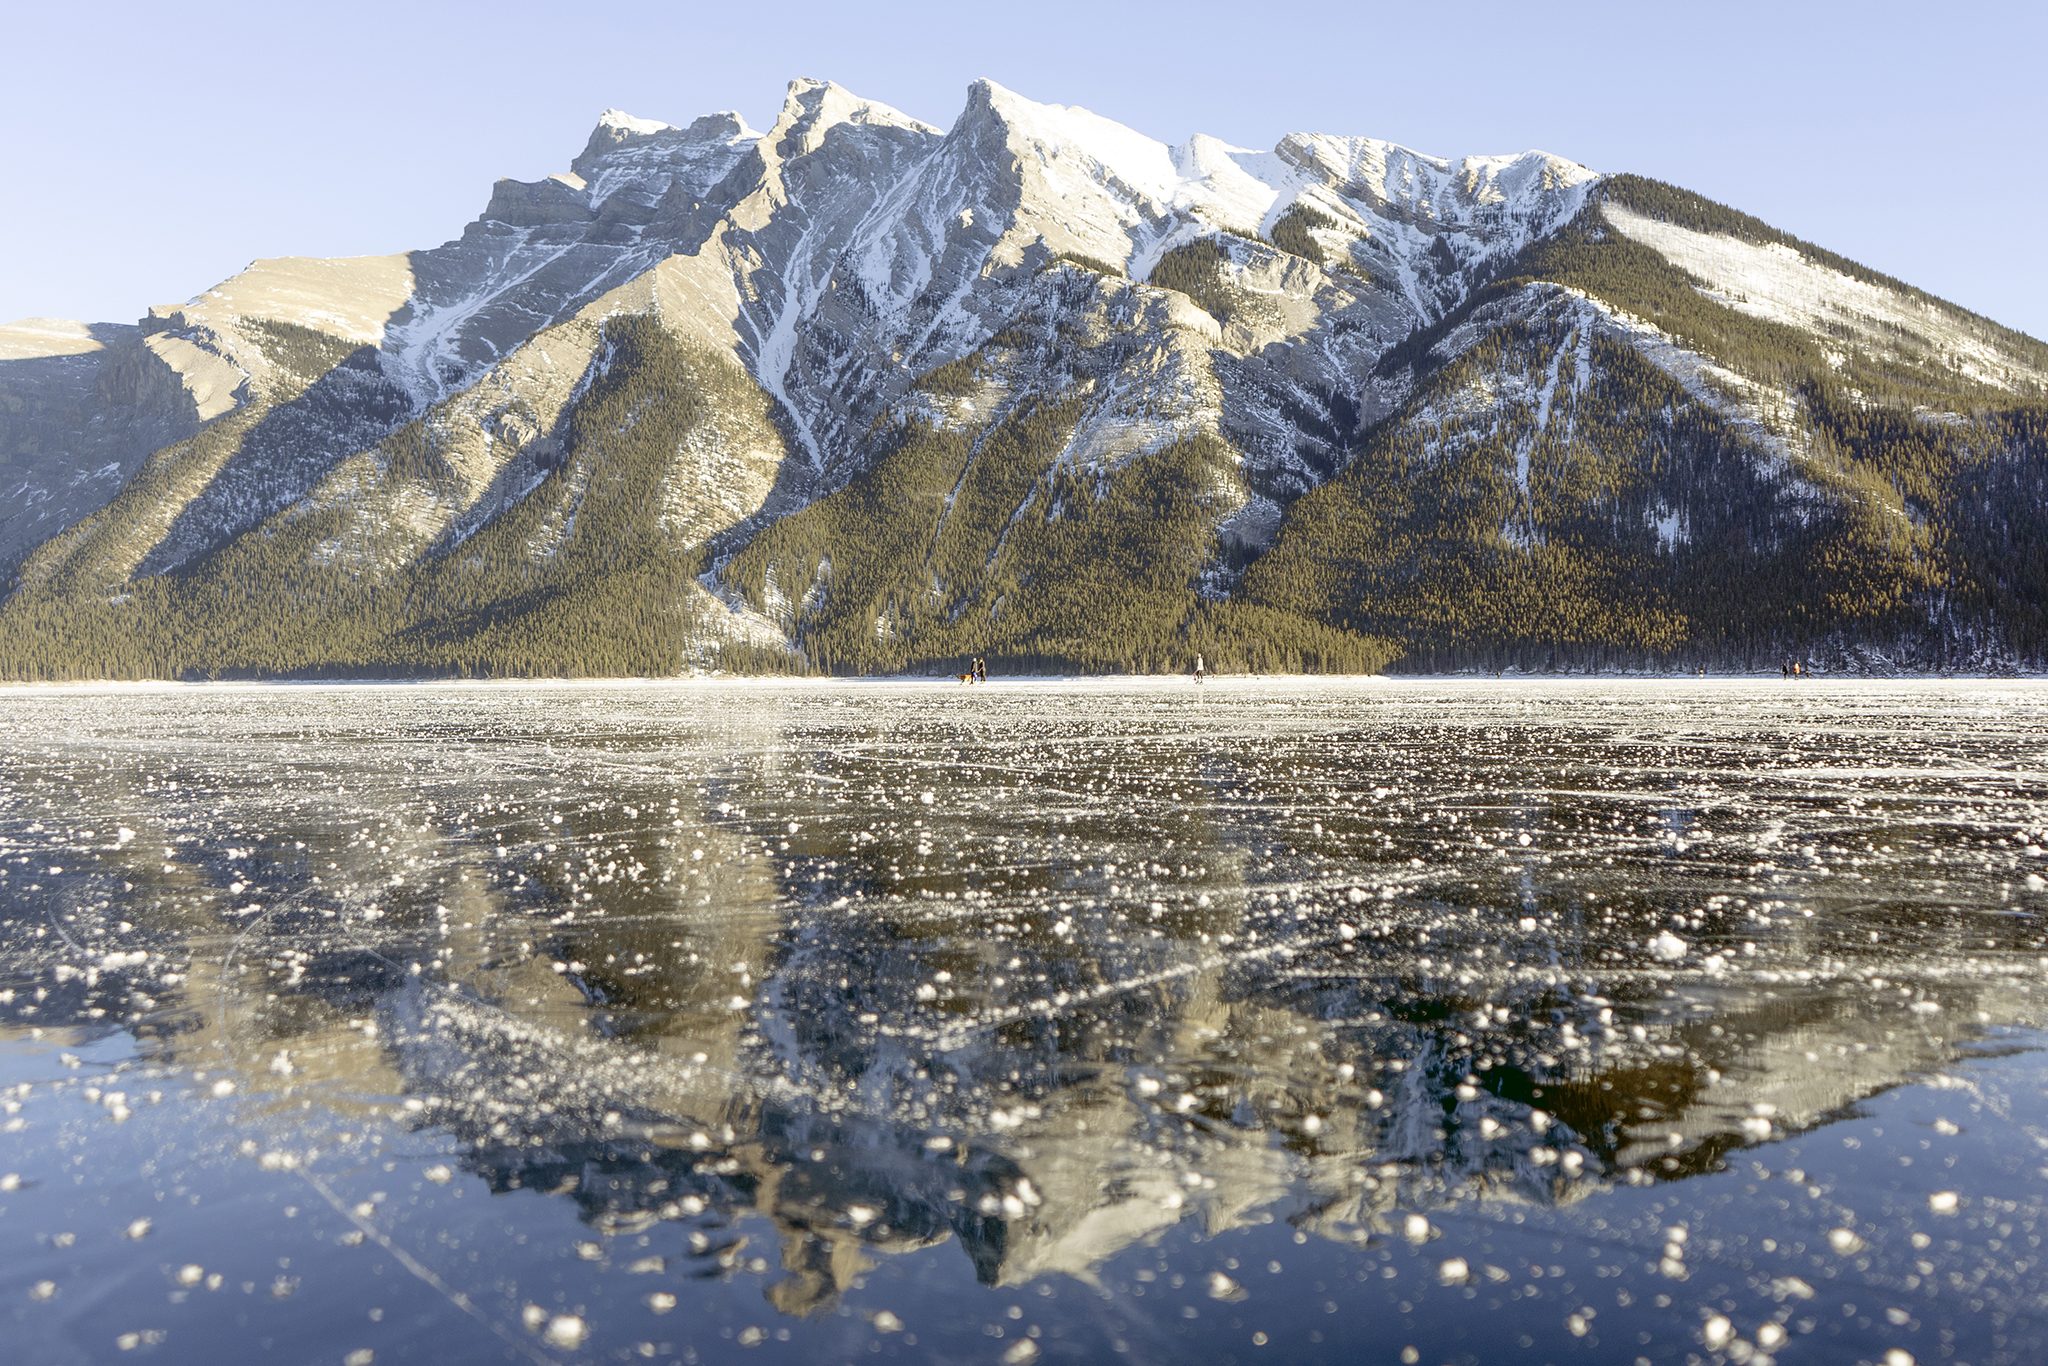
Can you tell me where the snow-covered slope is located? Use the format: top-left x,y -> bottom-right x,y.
4,78 -> 1601,570
3,78 -> 2043,678
1602,203 -> 2048,393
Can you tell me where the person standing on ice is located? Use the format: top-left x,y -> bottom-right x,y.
1193,653 -> 1206,685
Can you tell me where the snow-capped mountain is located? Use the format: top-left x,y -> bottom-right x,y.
2,78 -> 2043,678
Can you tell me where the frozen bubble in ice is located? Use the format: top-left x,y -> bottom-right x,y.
1827,1227 -> 1865,1255
1928,1191 -> 1958,1214
647,1292 -> 676,1314
1702,1315 -> 1733,1350
920,792 -> 935,806
873,1310 -> 903,1333
543,1315 -> 586,1349
1771,1276 -> 1816,1301
1437,1257 -> 1469,1284
1403,1214 -> 1431,1242
1207,1271 -> 1243,1300
1002,1342 -> 1039,1365
1649,931 -> 1688,962
124,1218 -> 152,1240
176,1265 -> 204,1287
423,1165 -> 452,1184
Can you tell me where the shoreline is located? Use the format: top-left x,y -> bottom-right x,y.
2,671 -> 2044,696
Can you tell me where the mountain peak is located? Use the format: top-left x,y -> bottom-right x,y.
1453,148 -> 1598,197
596,108 -> 675,137
768,78 -> 936,160
954,79 -> 1182,200
572,107 -> 758,182
962,76 -> 1018,111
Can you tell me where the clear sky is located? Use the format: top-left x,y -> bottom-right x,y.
4,0 -> 2043,337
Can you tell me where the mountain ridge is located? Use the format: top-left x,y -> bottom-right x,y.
2,78 -> 2042,679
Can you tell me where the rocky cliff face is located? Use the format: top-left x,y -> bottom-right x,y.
0,319 -> 205,571
1,79 -> 2043,678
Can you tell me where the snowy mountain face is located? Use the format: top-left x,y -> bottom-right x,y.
1,79 -> 2044,678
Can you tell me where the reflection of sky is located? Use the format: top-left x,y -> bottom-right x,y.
2,681 -> 2046,1360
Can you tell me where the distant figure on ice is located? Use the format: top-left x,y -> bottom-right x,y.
975,656 -> 988,684
1193,653 -> 1207,685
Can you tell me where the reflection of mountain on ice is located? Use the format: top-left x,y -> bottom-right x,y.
0,682 -> 2044,1314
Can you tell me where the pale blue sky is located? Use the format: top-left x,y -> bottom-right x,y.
4,0 -> 2043,337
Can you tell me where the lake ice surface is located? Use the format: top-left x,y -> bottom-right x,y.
1,678 -> 2045,1364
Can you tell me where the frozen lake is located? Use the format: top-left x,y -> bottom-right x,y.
2,678 -> 2046,1363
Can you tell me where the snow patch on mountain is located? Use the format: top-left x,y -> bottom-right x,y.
1602,204 -> 2048,397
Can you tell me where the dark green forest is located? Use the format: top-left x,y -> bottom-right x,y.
723,399 -> 1395,676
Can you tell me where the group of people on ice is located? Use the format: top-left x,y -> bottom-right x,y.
956,654 -> 1211,683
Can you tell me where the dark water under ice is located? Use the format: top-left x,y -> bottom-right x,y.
1,678 -> 2045,1365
